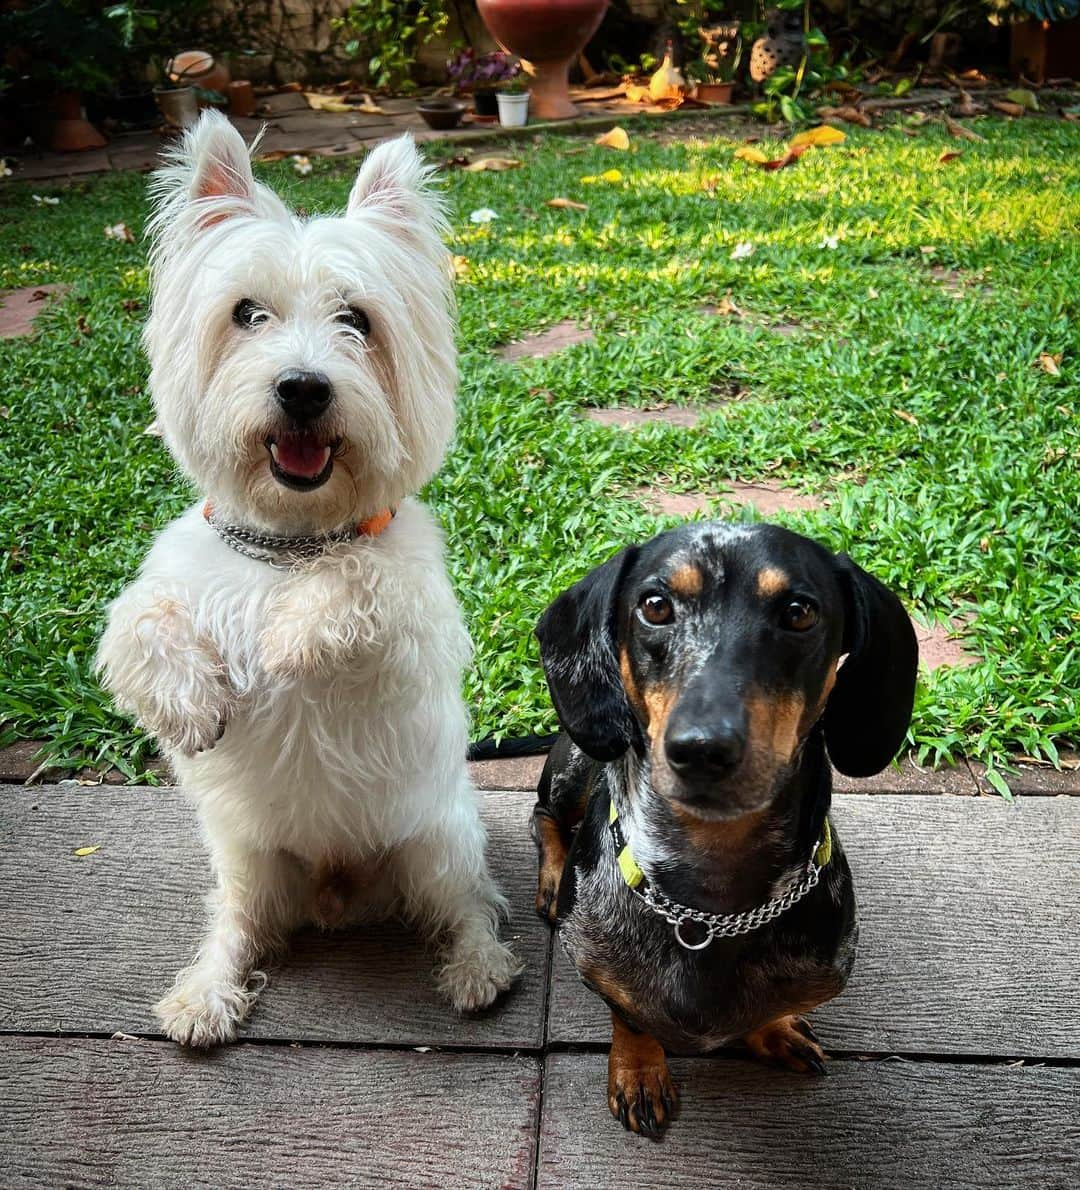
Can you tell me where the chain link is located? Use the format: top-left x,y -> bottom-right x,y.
206,512 -> 355,570
637,846 -> 823,950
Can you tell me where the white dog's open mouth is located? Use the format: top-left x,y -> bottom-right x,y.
266,433 -> 339,491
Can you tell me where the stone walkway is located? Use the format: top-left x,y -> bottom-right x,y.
3,85 -> 714,182
1,776 -> 1077,1187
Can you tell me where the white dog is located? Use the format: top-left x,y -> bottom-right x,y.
96,111 -> 520,1047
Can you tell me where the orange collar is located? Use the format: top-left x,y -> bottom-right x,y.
203,501 -> 395,539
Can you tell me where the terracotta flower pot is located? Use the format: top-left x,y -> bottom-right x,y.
696,81 -> 734,104
476,0 -> 609,120
49,91 -> 107,152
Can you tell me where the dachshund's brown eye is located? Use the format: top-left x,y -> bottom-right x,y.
640,594 -> 674,626
781,599 -> 818,632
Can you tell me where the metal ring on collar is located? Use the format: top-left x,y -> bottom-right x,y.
674,917 -> 714,950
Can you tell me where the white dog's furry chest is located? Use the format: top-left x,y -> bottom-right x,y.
157,499 -> 471,861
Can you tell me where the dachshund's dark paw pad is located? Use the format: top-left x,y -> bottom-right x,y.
607,1055 -> 678,1139
744,1014 -> 828,1075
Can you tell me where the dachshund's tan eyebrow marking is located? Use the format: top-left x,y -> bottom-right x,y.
669,564 -> 704,597
756,567 -> 789,598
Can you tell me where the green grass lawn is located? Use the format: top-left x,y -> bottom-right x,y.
1,114 -> 1078,786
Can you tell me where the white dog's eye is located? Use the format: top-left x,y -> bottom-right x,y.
232,299 -> 269,330
338,306 -> 370,337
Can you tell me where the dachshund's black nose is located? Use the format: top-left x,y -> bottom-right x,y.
665,715 -> 746,775
275,370 -> 332,422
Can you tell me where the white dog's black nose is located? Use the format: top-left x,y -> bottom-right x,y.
275,370 -> 332,422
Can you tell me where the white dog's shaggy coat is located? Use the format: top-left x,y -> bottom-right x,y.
96,111 -> 520,1047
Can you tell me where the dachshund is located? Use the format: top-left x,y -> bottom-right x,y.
532,520 -> 918,1137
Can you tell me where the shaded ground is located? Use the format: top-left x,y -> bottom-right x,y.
1,777 -> 1077,1186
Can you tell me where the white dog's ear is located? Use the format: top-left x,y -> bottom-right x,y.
184,109 -> 257,212
347,135 -> 441,229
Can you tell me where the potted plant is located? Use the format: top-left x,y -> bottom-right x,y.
496,74 -> 530,126
0,0 -> 122,149
446,47 -> 520,117
106,5 -> 218,130
986,0 -> 1080,82
694,21 -> 742,103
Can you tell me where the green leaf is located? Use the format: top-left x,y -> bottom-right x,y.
983,768 -> 1014,802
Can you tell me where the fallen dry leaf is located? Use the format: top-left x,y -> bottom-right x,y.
991,100 -> 1025,118
580,169 -> 623,184
595,126 -> 630,151
463,156 -> 522,172
939,151 -> 963,163
761,145 -> 810,171
790,125 -> 846,149
546,197 -> 588,211
818,105 -> 872,128
954,89 -> 982,117
893,409 -> 919,426
304,94 -> 356,113
944,116 -> 986,143
1038,353 -> 1063,376
734,146 -> 769,165
73,845 -> 100,857
1006,88 -> 1039,111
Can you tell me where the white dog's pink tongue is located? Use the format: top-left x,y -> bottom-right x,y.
271,436 -> 331,478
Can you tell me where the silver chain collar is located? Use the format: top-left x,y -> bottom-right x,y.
637,850 -> 823,950
206,511 -> 356,570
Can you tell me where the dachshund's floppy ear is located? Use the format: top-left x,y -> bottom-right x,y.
535,547 -> 639,762
823,554 -> 919,778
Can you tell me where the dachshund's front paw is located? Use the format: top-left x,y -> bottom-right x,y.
743,1014 -> 828,1075
608,1022 -> 678,1140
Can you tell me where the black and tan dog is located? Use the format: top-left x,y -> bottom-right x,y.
532,521 -> 918,1138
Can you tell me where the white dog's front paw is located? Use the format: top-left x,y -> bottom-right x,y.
155,970 -> 259,1048
149,703 -> 229,759
438,934 -> 522,1014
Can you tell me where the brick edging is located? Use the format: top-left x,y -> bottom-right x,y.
1,740 -> 1076,797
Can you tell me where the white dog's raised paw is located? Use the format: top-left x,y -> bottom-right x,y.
438,936 -> 523,1014
155,975 -> 258,1048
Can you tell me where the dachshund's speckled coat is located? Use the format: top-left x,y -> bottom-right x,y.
532,522 -> 918,1137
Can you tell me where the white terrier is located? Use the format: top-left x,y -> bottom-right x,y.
96,111 -> 520,1047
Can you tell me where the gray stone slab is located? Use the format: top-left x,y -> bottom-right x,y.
547,794 -> 1080,1057
538,1053 -> 1080,1190
2,1036 -> 540,1190
0,785 -> 548,1048
12,149 -> 113,179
